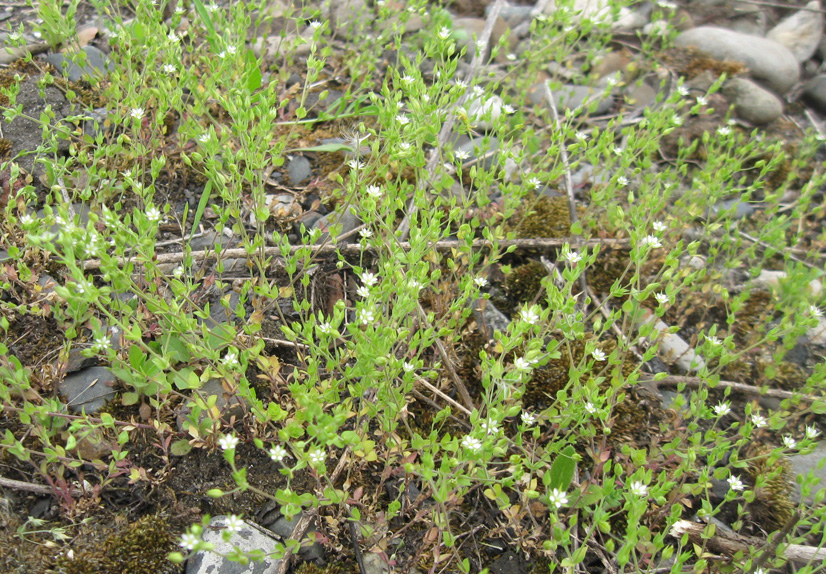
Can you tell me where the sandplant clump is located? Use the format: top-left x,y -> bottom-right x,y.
1,0 -> 826,572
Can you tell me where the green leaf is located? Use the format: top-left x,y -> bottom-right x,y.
191,180 -> 213,242
190,0 -> 217,50
171,439 -> 193,456
244,49 -> 262,93
285,143 -> 354,154
549,445 -> 576,491
121,392 -> 139,406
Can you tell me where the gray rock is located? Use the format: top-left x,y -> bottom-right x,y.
321,0 -> 368,30
265,514 -> 325,562
44,45 -> 110,82
722,77 -> 783,125
624,82 -> 658,109
674,27 -> 800,94
789,441 -> 826,503
803,75 -> 826,114
487,1 -> 534,26
205,291 -> 243,327
767,1 -> 823,63
285,156 -> 312,185
472,299 -> 509,338
0,250 -> 9,263
363,553 -> 392,574
186,516 -> 284,574
177,378 -> 247,432
528,82 -> 613,115
311,208 -> 359,244
711,196 -> 756,219
59,366 -> 118,413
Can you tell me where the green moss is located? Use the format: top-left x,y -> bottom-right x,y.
744,445 -> 794,531
504,261 -> 547,307
507,193 -> 571,239
53,513 -> 180,574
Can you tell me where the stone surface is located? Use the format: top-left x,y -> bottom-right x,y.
803,75 -> 826,114
472,298 -> 509,338
722,77 -> 783,124
59,366 -> 118,413
528,82 -> 614,115
767,0 -> 823,63
186,516 -> 284,574
454,134 -> 500,171
311,208 -> 359,244
44,45 -> 110,82
285,156 -> 312,185
789,441 -> 826,503
674,26 -> 800,94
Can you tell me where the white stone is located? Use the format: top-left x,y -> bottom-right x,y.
809,317 -> 826,345
674,27 -> 800,94
186,516 -> 284,574
640,311 -> 705,372
768,1 -> 823,63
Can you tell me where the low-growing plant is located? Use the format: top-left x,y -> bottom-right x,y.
1,0 -> 825,572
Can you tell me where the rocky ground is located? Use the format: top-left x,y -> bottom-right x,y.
2,0 -> 826,573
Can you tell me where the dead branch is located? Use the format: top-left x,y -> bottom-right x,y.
647,375 -> 825,404
82,236 -> 630,272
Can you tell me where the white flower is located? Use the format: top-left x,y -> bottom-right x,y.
438,26 -> 451,40
474,276 -> 488,288
18,213 -> 34,226
309,20 -> 322,29
629,481 -> 648,497
672,114 -> 683,126
173,266 -> 184,278
565,250 -> 582,264
318,322 -> 333,335
224,349 -> 239,368
751,413 -> 768,428
175,6 -> 185,14
130,107 -> 145,120
179,532 -> 200,550
520,411 -> 536,426
706,335 -> 722,346
401,74 -> 415,84
783,436 -> 798,450
454,149 -> 470,161
639,235 -> 662,249
514,357 -> 532,371
359,228 -> 373,239
206,2 -> 219,12
810,305 -> 823,318
218,434 -> 239,451
92,336 -> 111,352
145,206 -> 161,222
617,175 -> 629,187
652,220 -> 667,232
167,31 -> 180,43
309,448 -> 325,464
592,349 -> 607,362
527,176 -> 541,189
360,308 -> 375,325
407,279 -> 423,291
806,425 -> 821,439
713,402 -> 730,417
365,185 -> 382,198
520,306 -> 540,325
575,131 -> 587,141
548,488 -> 568,509
656,0 -> 677,9
717,126 -> 731,137
224,515 -> 244,532
269,445 -> 288,462
225,45 -> 237,56
398,142 -> 412,152
361,272 -> 378,287
462,435 -> 483,452
696,95 -> 708,106
677,86 -> 689,97
613,146 -> 623,155
606,75 -> 620,87
476,40 -> 487,52
356,286 -> 370,298
347,159 -> 365,170
654,293 -> 669,305
584,402 -> 596,414
396,114 -> 410,125
727,475 -> 745,491
503,104 -> 515,114
481,418 -> 500,435
403,362 -> 416,373
198,132 -> 211,143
